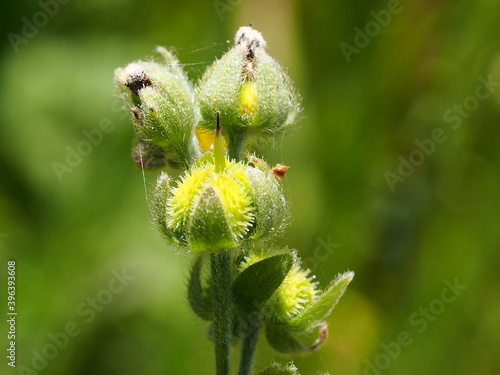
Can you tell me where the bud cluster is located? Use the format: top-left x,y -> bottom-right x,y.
115,26 -> 299,251
115,26 -> 353,370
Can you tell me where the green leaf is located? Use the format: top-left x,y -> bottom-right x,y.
256,362 -> 300,375
233,254 -> 293,314
287,271 -> 354,331
265,322 -> 328,353
187,255 -> 212,320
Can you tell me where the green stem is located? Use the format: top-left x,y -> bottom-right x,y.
211,250 -> 233,375
238,321 -> 261,375
227,128 -> 248,161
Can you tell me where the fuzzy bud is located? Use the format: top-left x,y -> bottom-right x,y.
196,26 -> 301,151
153,154 -> 287,252
240,250 -> 319,323
115,48 -> 201,168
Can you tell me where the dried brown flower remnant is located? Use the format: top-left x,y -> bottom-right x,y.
272,164 -> 289,180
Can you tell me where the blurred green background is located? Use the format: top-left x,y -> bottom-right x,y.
1,0 -> 499,374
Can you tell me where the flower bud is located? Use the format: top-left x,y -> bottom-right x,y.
237,249 -> 353,353
153,154 -> 287,252
264,270 -> 353,353
196,26 -> 301,153
240,249 -> 319,323
115,47 -> 201,169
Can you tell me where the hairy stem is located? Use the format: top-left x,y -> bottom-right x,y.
227,128 -> 248,161
211,250 -> 233,375
238,321 -> 261,375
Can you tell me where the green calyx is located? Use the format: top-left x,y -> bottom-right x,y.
196,26 -> 301,146
264,270 -> 354,353
239,249 -> 319,323
235,248 -> 354,353
154,155 -> 287,252
115,48 -> 201,169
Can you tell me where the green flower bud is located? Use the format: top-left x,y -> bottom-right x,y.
115,47 -> 201,169
240,249 -> 319,323
153,153 -> 287,253
196,26 -> 301,157
264,270 -> 353,353
237,249 -> 353,353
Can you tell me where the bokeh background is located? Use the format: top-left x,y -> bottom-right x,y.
1,0 -> 500,374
